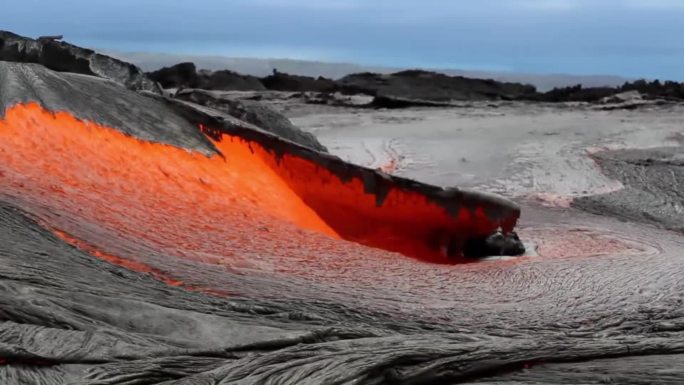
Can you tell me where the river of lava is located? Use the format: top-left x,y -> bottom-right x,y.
0,102 -> 639,308
0,103 -> 440,288
0,102 -> 351,266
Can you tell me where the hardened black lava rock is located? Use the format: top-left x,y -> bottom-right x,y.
0,30 -> 161,93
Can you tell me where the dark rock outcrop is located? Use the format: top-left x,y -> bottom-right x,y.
533,80 -> 684,104
198,70 -> 266,91
0,30 -> 160,93
175,89 -> 326,151
369,95 -> 454,109
530,85 -> 617,103
337,70 -> 538,101
146,62 -> 199,89
261,71 -> 337,92
621,79 -> 684,100
144,60 -> 684,107
147,63 -> 265,91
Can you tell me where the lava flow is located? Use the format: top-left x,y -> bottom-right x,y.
0,102 -> 517,279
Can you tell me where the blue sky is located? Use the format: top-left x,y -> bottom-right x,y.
3,0 -> 684,80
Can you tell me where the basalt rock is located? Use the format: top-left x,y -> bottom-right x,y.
261,71 -> 337,92
337,70 -> 538,101
147,63 -> 266,91
620,79 -> 684,100
0,30 -> 161,93
303,91 -> 374,107
146,62 -> 199,89
369,95 -> 454,109
197,69 -> 266,91
144,62 -> 684,106
462,231 -> 526,258
530,85 -> 617,103
532,80 -> 684,104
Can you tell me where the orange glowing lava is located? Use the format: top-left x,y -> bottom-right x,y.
252,145 -> 505,262
0,102 -> 513,279
0,103 -> 335,235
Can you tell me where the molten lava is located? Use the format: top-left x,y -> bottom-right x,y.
0,102 -> 515,280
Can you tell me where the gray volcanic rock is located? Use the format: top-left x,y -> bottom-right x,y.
175,89 -> 327,151
146,62 -> 199,89
144,63 -> 684,108
599,90 -> 643,104
117,52 -> 633,92
593,90 -> 671,110
535,80 -> 684,104
0,30 -> 160,93
198,69 -> 266,91
337,70 -> 538,101
261,71 -> 337,92
304,92 -> 374,107
532,85 -> 618,103
574,147 -> 684,232
147,63 -> 265,91
369,95 -> 454,108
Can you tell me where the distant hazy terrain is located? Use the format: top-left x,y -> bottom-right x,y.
108,51 -> 630,92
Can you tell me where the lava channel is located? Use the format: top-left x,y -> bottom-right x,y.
0,102 -> 519,283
